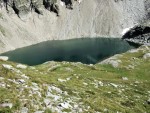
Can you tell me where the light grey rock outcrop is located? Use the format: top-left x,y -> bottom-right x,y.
0,0 -> 149,53
143,53 -> 150,59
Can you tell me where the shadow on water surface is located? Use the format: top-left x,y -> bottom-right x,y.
1,38 -> 136,66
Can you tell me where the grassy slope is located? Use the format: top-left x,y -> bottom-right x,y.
0,46 -> 150,113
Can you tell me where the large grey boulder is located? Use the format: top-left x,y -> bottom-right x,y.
143,53 -> 150,59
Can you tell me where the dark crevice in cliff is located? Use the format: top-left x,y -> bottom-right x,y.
11,1 -> 20,18
3,0 -> 9,12
30,0 -> 43,15
43,0 -> 59,16
61,0 -> 73,9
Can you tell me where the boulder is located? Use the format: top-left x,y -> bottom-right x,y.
2,64 -> 13,70
0,56 -> 9,61
100,58 -> 121,68
17,64 -> 27,69
0,103 -> 13,108
143,53 -> 150,59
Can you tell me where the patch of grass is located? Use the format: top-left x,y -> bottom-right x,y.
0,46 -> 150,112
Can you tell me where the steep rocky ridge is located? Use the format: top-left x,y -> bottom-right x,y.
122,25 -> 150,45
0,0 -> 149,53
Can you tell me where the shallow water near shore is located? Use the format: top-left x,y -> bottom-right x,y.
1,38 -> 135,65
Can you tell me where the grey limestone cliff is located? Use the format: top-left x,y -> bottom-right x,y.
0,0 -> 149,53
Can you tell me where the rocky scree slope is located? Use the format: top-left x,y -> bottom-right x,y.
0,0 -> 149,53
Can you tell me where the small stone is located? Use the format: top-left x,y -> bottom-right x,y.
17,64 -> 27,69
147,98 -> 150,104
128,49 -> 139,53
21,74 -> 29,79
0,83 -> 6,88
104,108 -> 108,112
66,77 -> 71,81
74,104 -> 78,108
18,79 -> 26,84
58,78 -> 66,82
2,64 -> 13,70
98,81 -> 104,86
100,58 -> 121,68
0,103 -> 13,108
0,77 -> 4,80
21,107 -> 28,113
135,81 -> 140,84
110,83 -> 118,88
122,77 -> 128,81
44,98 -> 50,106
83,82 -> 88,86
58,102 -> 72,109
143,53 -> 150,59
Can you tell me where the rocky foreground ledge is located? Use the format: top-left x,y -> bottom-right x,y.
0,46 -> 150,112
122,25 -> 150,46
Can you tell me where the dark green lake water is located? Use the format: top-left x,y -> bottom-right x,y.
1,38 -> 135,66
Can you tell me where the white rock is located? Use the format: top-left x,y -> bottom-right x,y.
21,74 -> 29,79
101,60 -> 121,68
17,64 -> 27,69
58,78 -> 66,82
135,81 -> 140,84
122,77 -> 128,81
2,64 -> 13,70
147,98 -> 150,104
44,98 -> 51,106
18,79 -> 26,84
66,77 -> 71,81
0,103 -> 13,108
48,86 -> 62,94
32,82 -> 38,86
143,53 -> 150,59
127,65 -> 134,69
83,82 -> 88,86
0,77 -> 4,80
58,102 -> 72,109
0,83 -> 6,88
110,83 -> 118,88
98,81 -> 104,86
74,104 -> 78,108
0,56 -> 9,61
79,108 -> 83,112
104,108 -> 108,112
54,95 -> 61,101
21,107 -> 28,113
128,49 -> 139,53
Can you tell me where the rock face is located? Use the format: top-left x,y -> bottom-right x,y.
0,0 -> 149,53
122,25 -> 150,45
